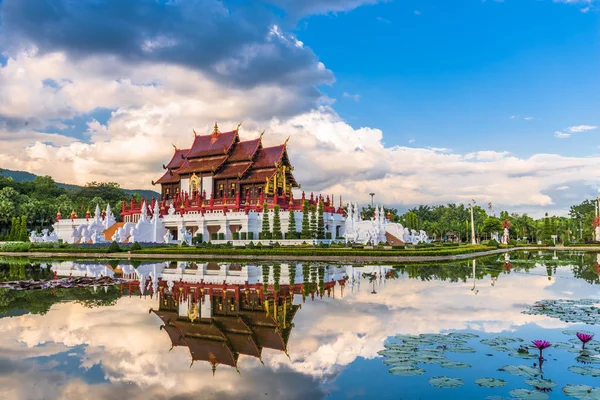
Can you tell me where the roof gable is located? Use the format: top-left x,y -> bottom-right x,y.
185,130 -> 238,159
252,145 -> 285,170
164,149 -> 189,170
228,138 -> 261,162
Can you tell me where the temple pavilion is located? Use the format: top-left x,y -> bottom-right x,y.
117,123 -> 346,242
154,123 -> 299,204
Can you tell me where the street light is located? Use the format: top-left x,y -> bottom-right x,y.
469,200 -> 476,245
369,193 -> 375,207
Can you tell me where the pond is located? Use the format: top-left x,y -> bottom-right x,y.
0,250 -> 599,399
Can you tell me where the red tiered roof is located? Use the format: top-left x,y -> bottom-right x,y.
164,148 -> 189,170
228,138 -> 261,162
252,145 -> 285,169
238,168 -> 278,184
175,155 -> 228,175
153,124 -> 300,193
213,161 -> 253,179
184,130 -> 238,159
155,170 -> 180,184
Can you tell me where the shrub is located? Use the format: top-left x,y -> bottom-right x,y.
232,232 -> 240,240
130,241 -> 142,251
508,239 -> 518,246
247,241 -> 255,248
193,233 -> 203,245
240,232 -> 247,240
0,242 -> 31,252
107,241 -> 121,253
272,205 -> 282,240
486,239 -> 500,248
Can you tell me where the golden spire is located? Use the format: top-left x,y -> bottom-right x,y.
259,130 -> 265,141
193,129 -> 197,137
172,143 -> 178,150
284,136 -> 290,147
213,121 -> 219,134
236,121 -> 243,131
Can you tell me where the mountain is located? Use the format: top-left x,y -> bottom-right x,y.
0,168 -> 160,200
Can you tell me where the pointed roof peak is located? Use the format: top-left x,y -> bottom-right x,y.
213,121 -> 219,135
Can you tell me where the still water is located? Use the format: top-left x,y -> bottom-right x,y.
0,251 -> 599,399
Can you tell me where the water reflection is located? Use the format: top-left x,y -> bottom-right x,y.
0,252 -> 599,399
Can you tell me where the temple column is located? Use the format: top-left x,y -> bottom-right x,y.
197,217 -> 209,243
218,217 -> 231,240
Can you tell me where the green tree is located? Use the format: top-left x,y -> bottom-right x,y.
19,215 -> 28,241
482,216 -> 503,237
301,200 -> 310,239
317,200 -> 325,239
288,208 -> 296,239
404,211 -> 418,230
261,202 -> 271,240
309,205 -> 317,239
542,213 -> 553,242
10,217 -> 20,241
272,205 -> 282,240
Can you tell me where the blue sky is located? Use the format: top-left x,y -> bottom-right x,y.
300,0 -> 599,156
0,0 -> 599,215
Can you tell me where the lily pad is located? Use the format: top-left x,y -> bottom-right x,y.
440,361 -> 471,369
564,329 -> 595,336
568,366 -> 600,377
383,358 -> 413,366
490,345 -> 515,352
475,378 -> 506,388
447,332 -> 479,340
524,378 -> 557,389
562,384 -> 600,400
509,388 -> 549,400
445,346 -> 476,353
550,342 -> 574,350
524,299 -> 600,325
498,365 -> 541,377
509,352 -> 539,359
576,354 -> 600,365
428,376 -> 463,388
388,365 -> 426,376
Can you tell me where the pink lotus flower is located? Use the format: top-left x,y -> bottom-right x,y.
576,332 -> 594,349
532,340 -> 551,357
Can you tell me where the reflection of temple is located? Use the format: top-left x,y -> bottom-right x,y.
152,282 -> 299,373
116,262 -> 360,373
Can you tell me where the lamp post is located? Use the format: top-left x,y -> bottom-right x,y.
369,193 -> 375,207
469,200 -> 476,245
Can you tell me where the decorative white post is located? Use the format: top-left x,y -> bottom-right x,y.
469,200 -> 476,245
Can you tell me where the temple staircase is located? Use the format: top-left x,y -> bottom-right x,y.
103,222 -> 125,242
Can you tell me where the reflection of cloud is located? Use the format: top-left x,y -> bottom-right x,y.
0,263 -> 599,397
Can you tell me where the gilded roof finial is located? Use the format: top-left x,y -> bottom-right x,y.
259,130 -> 265,141
172,143 -> 178,151
284,136 -> 290,147
213,121 -> 219,134
236,121 -> 243,131
193,129 -> 197,137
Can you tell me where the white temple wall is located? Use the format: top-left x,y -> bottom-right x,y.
180,178 -> 189,194
202,176 -> 213,198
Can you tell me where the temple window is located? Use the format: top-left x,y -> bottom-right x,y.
219,184 -> 224,198
230,183 -> 236,197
